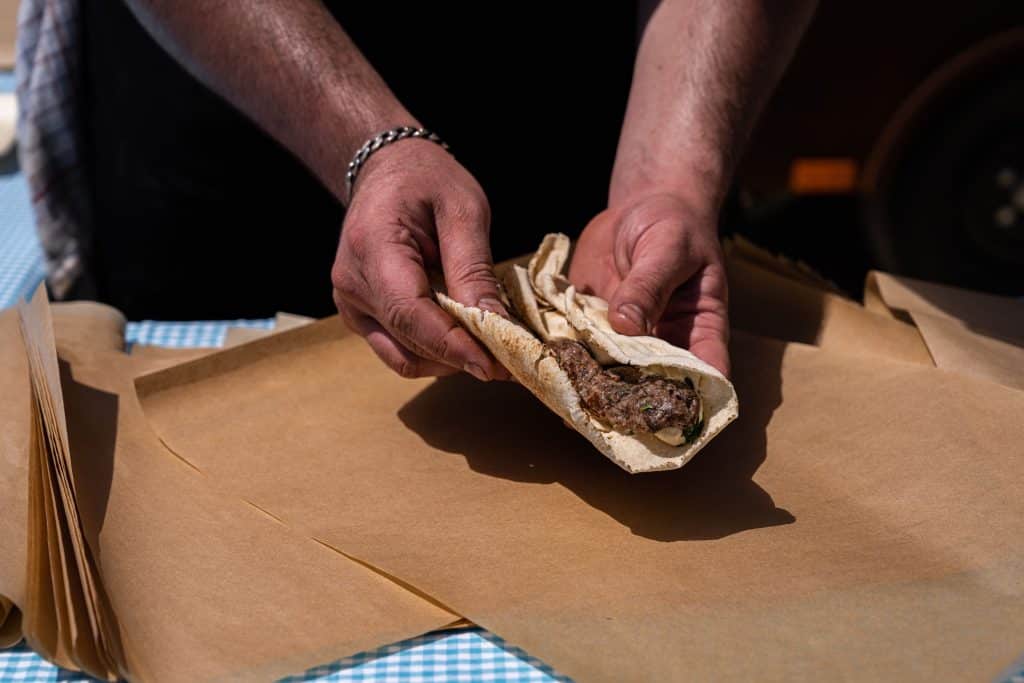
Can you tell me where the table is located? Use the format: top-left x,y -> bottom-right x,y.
2,78 -> 1022,683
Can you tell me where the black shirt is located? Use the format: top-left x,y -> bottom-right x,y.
82,3 -> 636,319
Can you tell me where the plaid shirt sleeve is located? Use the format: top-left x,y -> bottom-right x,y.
15,0 -> 95,300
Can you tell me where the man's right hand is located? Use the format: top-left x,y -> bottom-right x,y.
331,139 -> 509,381
119,2 -> 508,382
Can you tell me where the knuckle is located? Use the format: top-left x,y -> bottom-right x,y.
387,223 -> 420,252
626,273 -> 664,308
343,222 -> 373,261
466,194 -> 491,226
329,264 -> 346,293
434,326 -> 457,361
448,259 -> 497,288
330,263 -> 360,299
382,297 -> 418,337
393,357 -> 422,379
441,191 -> 491,230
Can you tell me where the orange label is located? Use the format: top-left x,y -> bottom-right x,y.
788,158 -> 859,194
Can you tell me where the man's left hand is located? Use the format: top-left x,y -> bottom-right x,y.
568,193 -> 730,377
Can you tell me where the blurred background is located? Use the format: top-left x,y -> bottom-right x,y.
731,1 -> 1024,297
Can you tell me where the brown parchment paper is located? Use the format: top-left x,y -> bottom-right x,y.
223,313 -> 314,347
724,236 -> 845,294
21,290 -> 123,678
128,344 -> 212,369
137,316 -> 1024,682
223,328 -> 271,348
727,254 -> 932,365
865,272 -> 1024,390
0,304 -> 27,650
0,597 -> 20,648
905,313 -> 1024,391
0,310 -> 30,621
48,303 -> 127,353
3,292 -> 457,681
865,271 -> 1024,334
0,0 -> 16,70
0,299 -> 160,649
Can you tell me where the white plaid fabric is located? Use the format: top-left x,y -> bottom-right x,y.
0,164 -> 45,307
15,0 -> 94,299
125,318 -> 272,349
0,643 -> 98,682
1000,654 -> 1024,683
281,630 -> 569,683
0,631 -> 567,683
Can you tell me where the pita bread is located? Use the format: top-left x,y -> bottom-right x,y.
438,234 -> 738,473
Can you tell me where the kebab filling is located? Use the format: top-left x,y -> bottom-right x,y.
547,338 -> 704,444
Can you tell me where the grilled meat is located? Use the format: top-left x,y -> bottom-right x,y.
547,338 -> 702,440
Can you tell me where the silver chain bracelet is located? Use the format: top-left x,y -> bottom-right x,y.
344,126 -> 450,204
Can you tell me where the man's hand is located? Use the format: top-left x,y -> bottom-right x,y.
569,193 -> 730,377
575,0 -> 817,379
120,1 -> 509,381
331,140 -> 509,381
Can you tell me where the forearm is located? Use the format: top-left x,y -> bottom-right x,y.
611,0 -> 817,210
124,0 -> 416,202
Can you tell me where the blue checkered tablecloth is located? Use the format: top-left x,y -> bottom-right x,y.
2,76 -> 1023,683
0,632 -> 569,683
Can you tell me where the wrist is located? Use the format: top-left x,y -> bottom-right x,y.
317,87 -> 422,200
345,128 -> 451,205
609,179 -> 723,229
610,156 -> 730,219
609,107 -> 735,215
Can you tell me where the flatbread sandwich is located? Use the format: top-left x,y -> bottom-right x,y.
438,233 -> 739,473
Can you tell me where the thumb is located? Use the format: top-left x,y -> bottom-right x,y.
608,228 -> 692,336
435,197 -> 509,318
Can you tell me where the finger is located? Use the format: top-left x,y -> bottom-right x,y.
689,329 -> 731,378
608,226 -> 694,336
434,195 -> 509,318
337,300 -> 457,378
371,248 -> 508,381
656,262 -> 731,376
658,311 -> 731,378
567,208 -> 621,297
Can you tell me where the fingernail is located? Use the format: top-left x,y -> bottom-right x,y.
617,303 -> 649,334
464,362 -> 489,382
477,297 -> 509,318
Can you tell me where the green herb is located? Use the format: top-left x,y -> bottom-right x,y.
683,418 -> 704,444
640,404 -> 653,412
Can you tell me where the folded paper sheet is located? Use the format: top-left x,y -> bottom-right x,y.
725,236 -> 846,294
726,250 -> 933,365
137,316 -> 1024,682
222,312 -> 314,348
0,302 -> 133,655
1,290 -> 457,681
865,271 -> 1024,390
0,311 -> 30,643
0,597 -> 19,648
